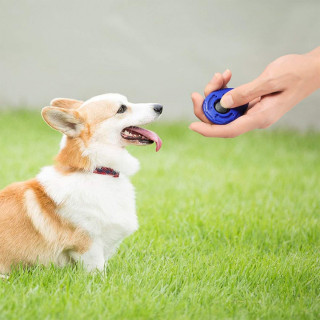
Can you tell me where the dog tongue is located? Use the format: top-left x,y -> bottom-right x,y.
133,127 -> 162,152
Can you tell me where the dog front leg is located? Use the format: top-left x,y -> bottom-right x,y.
77,241 -> 105,272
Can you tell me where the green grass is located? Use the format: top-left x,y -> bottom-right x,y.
0,110 -> 319,320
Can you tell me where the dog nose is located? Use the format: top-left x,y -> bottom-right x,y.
153,104 -> 163,114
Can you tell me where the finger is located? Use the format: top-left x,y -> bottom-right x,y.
204,73 -> 224,97
191,92 -> 211,123
220,76 -> 275,109
247,96 -> 261,110
222,69 -> 232,88
189,113 -> 260,138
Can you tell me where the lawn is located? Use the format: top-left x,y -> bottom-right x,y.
0,110 -> 319,320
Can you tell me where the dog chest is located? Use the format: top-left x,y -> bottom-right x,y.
37,167 -> 138,238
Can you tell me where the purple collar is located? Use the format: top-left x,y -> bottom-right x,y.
93,167 -> 120,178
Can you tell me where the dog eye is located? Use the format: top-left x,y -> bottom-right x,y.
117,105 -> 127,114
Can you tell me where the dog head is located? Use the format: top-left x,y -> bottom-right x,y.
41,94 -> 163,172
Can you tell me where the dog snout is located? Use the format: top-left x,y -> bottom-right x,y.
153,104 -> 163,115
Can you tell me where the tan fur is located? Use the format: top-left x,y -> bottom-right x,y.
79,100 -> 119,125
51,98 -> 84,109
55,136 -> 91,173
0,179 -> 91,274
52,100 -> 120,173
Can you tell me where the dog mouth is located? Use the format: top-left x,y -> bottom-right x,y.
121,126 -> 162,152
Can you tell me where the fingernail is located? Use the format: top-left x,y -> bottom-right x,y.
223,69 -> 230,76
221,95 -> 234,108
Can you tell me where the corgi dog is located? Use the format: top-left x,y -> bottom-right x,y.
0,94 -> 163,274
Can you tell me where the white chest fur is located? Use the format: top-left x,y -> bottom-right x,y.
37,166 -> 139,269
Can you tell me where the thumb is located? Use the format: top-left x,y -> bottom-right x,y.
220,77 -> 272,108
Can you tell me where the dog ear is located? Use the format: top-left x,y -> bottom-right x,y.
41,107 -> 85,138
50,98 -> 84,109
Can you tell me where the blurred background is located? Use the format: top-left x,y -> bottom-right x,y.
0,0 -> 319,129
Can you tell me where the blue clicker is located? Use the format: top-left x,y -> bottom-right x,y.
202,88 -> 248,125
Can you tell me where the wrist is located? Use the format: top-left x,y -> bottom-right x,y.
306,47 -> 320,88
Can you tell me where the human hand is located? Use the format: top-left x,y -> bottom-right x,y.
190,47 -> 320,138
